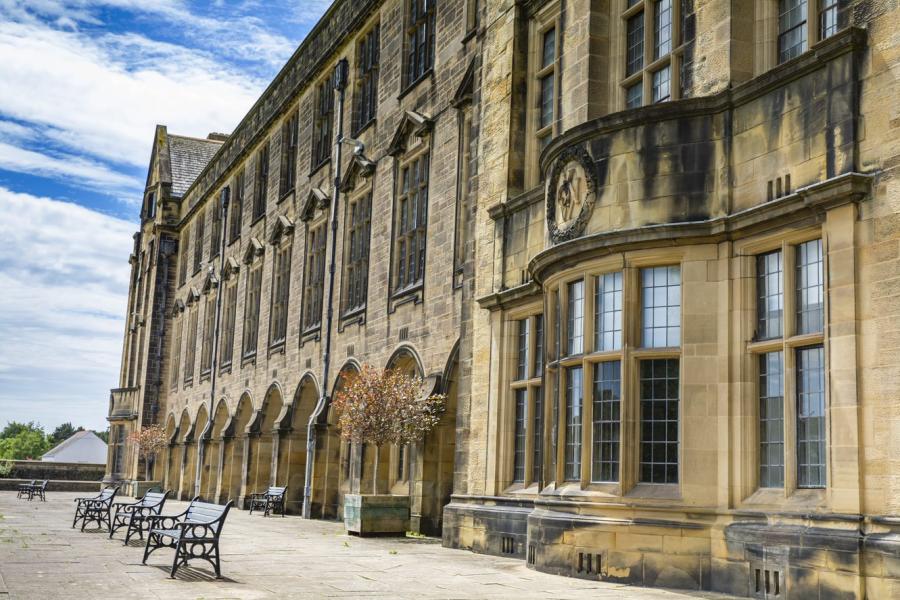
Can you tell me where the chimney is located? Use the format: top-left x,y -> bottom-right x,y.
207,132 -> 229,142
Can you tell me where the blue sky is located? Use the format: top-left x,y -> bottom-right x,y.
0,0 -> 331,432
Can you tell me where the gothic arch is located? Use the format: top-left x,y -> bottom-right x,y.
386,344 -> 424,377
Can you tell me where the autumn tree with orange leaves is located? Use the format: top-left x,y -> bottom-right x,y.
331,365 -> 445,493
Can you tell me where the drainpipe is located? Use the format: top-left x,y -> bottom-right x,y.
194,186 -> 230,499
303,58 -> 349,519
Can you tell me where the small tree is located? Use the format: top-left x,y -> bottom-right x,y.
128,425 -> 169,481
332,365 -> 445,494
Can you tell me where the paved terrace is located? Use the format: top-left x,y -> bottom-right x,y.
0,492 -> 738,599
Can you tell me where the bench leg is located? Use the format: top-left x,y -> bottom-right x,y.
213,542 -> 222,578
142,532 -> 157,564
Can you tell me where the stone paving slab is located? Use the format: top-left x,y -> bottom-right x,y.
0,493 -> 739,599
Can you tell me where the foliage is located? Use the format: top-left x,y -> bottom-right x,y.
0,429 -> 51,460
0,460 -> 13,477
50,422 -> 84,445
332,365 -> 445,448
95,428 -> 110,444
331,365 -> 445,494
0,421 -> 43,439
128,425 -> 169,480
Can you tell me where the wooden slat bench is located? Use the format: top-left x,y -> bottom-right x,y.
109,490 -> 170,544
248,486 -> 287,517
72,486 -> 118,531
142,498 -> 233,578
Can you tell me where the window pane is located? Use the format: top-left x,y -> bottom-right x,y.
778,0 -> 808,63
652,65 -> 671,103
533,385 -> 543,483
516,318 -> 530,380
541,27 -> 556,69
641,266 -> 680,347
565,367 -> 583,481
513,388 -> 527,482
757,250 -> 784,340
595,272 -> 623,351
567,280 -> 584,355
797,346 -> 826,488
534,315 -> 544,377
539,74 -> 554,129
654,0 -> 672,59
591,361 -> 621,483
796,239 -> 824,335
626,82 -> 643,109
639,359 -> 679,484
626,12 -> 644,76
759,352 -> 785,488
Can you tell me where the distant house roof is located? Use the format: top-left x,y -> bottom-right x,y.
168,135 -> 224,198
42,430 -> 107,464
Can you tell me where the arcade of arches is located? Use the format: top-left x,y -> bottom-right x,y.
151,347 -> 458,534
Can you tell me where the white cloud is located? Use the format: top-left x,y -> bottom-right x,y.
0,20 -> 265,171
0,141 -> 140,196
0,186 -> 133,430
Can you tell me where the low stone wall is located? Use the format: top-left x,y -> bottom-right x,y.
0,479 -> 101,493
0,460 -> 105,482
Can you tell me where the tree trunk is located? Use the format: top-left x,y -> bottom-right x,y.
373,445 -> 379,495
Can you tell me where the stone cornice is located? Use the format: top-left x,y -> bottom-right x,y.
529,172 -> 873,285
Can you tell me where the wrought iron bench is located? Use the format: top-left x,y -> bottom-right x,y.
248,486 -> 287,517
109,490 -> 170,544
142,498 -> 233,578
29,480 -> 48,501
16,480 -> 36,499
72,486 -> 118,531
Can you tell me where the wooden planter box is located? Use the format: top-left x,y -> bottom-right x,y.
343,494 -> 410,536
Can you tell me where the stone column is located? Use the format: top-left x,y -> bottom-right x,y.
214,438 -> 226,504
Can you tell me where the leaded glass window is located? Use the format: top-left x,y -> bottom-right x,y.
596,272 -> 623,352
592,361 -> 621,483
796,239 -> 823,335
564,366 -> 583,481
639,359 -> 679,484
757,250 -> 783,340
759,352 -> 785,488
567,280 -> 584,356
797,345 -> 825,488
641,266 -> 680,348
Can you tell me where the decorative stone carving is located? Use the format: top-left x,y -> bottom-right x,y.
546,144 -> 598,244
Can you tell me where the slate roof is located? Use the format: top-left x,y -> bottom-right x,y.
167,135 -> 225,198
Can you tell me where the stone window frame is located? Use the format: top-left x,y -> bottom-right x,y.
541,252 -> 684,497
268,221 -> 294,351
169,303 -> 184,391
192,212 -> 205,275
209,201 -> 222,260
352,23 -> 380,136
741,227 -> 828,497
279,109 -> 300,199
183,295 -> 200,386
178,228 -> 190,286
390,144 -> 431,301
504,309 -> 545,490
340,185 -> 373,323
402,0 -> 436,92
301,218 -> 328,340
229,168 -> 245,245
241,243 -> 265,363
218,267 -> 239,372
199,290 -> 216,379
618,0 -> 695,110
310,72 -> 335,173
252,140 -> 270,223
525,2 -> 561,190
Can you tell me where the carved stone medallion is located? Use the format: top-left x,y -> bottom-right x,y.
546,144 -> 598,244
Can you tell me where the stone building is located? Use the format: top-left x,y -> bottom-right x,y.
106,0 -> 900,597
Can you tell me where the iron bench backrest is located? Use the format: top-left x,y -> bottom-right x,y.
265,486 -> 287,497
139,491 -> 169,510
36,480 -> 48,489
98,487 -> 117,501
184,500 -> 231,536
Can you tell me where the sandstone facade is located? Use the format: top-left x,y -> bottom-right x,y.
106,1 -> 900,597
